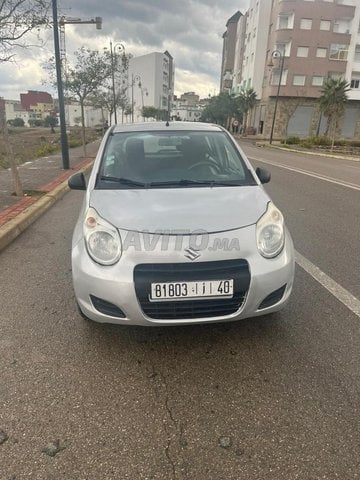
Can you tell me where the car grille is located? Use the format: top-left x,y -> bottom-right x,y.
134,259 -> 250,320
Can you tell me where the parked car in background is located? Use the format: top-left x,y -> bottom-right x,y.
68,121 -> 295,326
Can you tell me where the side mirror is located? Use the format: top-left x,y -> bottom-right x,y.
255,167 -> 271,184
68,172 -> 86,190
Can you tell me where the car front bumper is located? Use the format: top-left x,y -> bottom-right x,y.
72,226 -> 295,326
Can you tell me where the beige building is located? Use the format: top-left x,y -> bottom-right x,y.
223,0 -> 360,139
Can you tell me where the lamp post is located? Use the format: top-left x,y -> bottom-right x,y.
268,50 -> 285,144
131,74 -> 141,123
109,42 -> 125,125
59,14 -> 102,130
139,85 -> 148,121
51,0 -> 69,169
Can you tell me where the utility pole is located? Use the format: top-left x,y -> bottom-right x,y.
268,50 -> 285,145
51,0 -> 69,169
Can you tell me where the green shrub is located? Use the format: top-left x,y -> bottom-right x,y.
299,141 -> 313,149
333,139 -> 347,146
285,136 -> 301,145
308,136 -> 331,146
7,118 -> 25,127
34,143 -> 58,157
68,139 -> 82,148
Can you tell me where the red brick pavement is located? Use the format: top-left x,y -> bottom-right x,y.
0,157 -> 93,228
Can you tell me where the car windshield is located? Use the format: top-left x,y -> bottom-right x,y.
96,130 -> 256,189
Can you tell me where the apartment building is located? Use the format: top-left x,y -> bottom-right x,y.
223,0 -> 360,139
220,11 -> 242,92
127,51 -> 175,123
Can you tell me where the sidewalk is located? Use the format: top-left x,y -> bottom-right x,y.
0,140 -> 100,251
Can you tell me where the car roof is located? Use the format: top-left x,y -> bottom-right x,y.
111,121 -> 224,134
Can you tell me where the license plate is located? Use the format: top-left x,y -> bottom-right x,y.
150,279 -> 234,301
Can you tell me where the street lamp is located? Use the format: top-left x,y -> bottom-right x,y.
139,85 -> 148,121
131,74 -> 141,123
52,0 -> 102,169
267,49 -> 285,144
109,42 -> 125,125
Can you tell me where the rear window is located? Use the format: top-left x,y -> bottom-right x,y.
97,130 -> 255,188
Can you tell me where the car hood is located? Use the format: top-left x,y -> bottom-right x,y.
89,186 -> 269,234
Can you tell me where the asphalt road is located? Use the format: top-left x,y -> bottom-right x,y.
1,145 -> 360,480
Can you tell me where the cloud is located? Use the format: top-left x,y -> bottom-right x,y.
0,0 -> 250,100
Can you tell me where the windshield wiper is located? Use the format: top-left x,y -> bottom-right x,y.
99,176 -> 148,188
149,179 -> 210,187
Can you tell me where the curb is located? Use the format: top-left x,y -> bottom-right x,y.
0,160 -> 94,253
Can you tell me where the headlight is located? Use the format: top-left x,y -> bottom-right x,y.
83,207 -> 122,265
256,202 -> 284,258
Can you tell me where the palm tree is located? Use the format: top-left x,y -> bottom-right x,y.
319,78 -> 350,151
238,88 -> 257,134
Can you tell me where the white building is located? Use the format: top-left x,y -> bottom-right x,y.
5,100 -> 32,124
345,0 -> 360,101
236,0 -> 272,97
173,100 -> 203,122
127,51 -> 175,122
64,103 -> 106,127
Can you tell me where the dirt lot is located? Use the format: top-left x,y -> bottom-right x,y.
0,127 -> 103,169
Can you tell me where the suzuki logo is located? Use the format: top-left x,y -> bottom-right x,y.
184,247 -> 201,261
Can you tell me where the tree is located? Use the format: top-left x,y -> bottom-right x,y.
319,78 -> 350,151
0,104 -> 23,196
200,92 -> 242,127
7,118 -> 25,127
277,89 -> 306,143
0,0 -> 50,62
95,49 -> 132,125
238,88 -> 257,133
44,115 -> 58,133
46,47 -> 112,155
0,0 -> 50,196
142,106 -> 159,120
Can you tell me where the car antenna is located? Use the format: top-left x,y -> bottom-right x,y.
165,120 -> 170,127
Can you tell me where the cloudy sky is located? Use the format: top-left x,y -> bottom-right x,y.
1,0 -> 250,101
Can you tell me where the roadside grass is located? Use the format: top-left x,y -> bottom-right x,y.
11,189 -> 47,197
280,136 -> 360,156
0,127 -> 102,169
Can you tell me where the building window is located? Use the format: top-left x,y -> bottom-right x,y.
293,75 -> 306,86
333,19 -> 351,34
354,44 -> 360,62
271,69 -> 288,86
316,47 -> 327,58
275,42 -> 291,56
297,46 -> 309,57
320,20 -> 331,31
329,44 -> 348,60
277,13 -> 294,30
350,79 -> 360,89
312,76 -> 324,86
300,18 -> 312,30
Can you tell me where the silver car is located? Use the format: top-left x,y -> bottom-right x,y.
69,122 -> 294,326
